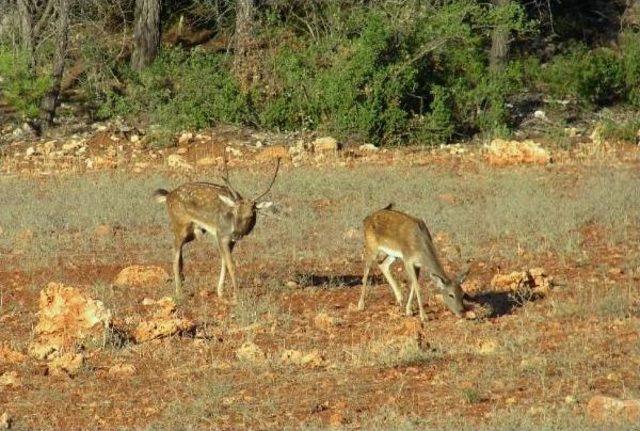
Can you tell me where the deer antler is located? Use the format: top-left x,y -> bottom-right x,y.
254,158 -> 281,201
221,147 -> 240,199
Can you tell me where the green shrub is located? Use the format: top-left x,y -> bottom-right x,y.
96,0 -> 530,145
0,47 -> 51,119
599,117 -> 640,143
620,31 -> 640,107
536,44 -> 630,107
101,48 -> 248,131
254,0 -> 528,144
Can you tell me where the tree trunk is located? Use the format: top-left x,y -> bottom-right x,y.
131,0 -> 161,71
39,0 -> 70,130
489,0 -> 510,72
233,0 -> 255,91
622,0 -> 640,29
17,0 -> 35,70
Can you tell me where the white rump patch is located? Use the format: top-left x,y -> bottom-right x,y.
379,245 -> 403,259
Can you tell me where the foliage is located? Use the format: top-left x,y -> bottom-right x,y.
100,48 -> 248,131
1,0 -> 639,144
0,48 -> 51,119
534,31 -> 640,108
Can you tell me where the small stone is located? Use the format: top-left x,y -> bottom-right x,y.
359,143 -> 379,152
62,140 -> 82,154
533,110 -> 548,121
47,353 -> 84,377
485,139 -> 550,166
256,145 -> 288,161
113,265 -> 170,288
133,300 -> 194,343
178,132 -> 193,145
196,156 -> 218,166
42,140 -> 57,154
464,310 -> 477,319
565,395 -> 577,404
108,363 -> 136,377
0,371 -> 21,388
130,134 -> 140,143
312,137 -> 339,153
25,147 -> 36,157
285,281 -> 298,289
235,341 -> 266,364
141,298 -> 156,306
166,154 -> 193,171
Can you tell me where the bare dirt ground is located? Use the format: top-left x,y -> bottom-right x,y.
1,130 -> 639,430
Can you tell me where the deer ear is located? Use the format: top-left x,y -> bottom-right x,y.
218,194 -> 237,207
430,274 -> 446,290
255,201 -> 273,210
456,268 -> 470,285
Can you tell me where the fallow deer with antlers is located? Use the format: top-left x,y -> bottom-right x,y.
154,152 -> 281,298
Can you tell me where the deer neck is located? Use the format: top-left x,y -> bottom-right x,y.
420,238 -> 450,282
232,212 -> 257,239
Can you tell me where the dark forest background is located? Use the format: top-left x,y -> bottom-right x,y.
1,0 -> 639,145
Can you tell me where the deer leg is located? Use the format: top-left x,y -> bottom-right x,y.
172,224 -> 195,296
405,262 -> 426,321
216,259 -> 226,297
406,268 -> 415,316
378,255 -> 401,305
219,237 -> 238,299
215,242 -> 234,297
358,251 -> 377,311
173,238 -> 185,296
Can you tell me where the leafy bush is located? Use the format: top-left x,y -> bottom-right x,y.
0,48 -> 51,119
535,41 -> 638,107
599,116 -> 640,143
95,1 -> 530,145
620,31 -> 640,107
253,0 -> 529,144
101,48 -> 248,131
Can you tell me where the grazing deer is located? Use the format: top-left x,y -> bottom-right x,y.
154,154 -> 281,297
358,204 -> 468,321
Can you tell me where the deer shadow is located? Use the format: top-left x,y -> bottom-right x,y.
294,272 -> 384,289
465,289 -> 544,318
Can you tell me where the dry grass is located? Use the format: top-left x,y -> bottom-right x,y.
1,160 -> 639,430
1,165 -> 638,273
